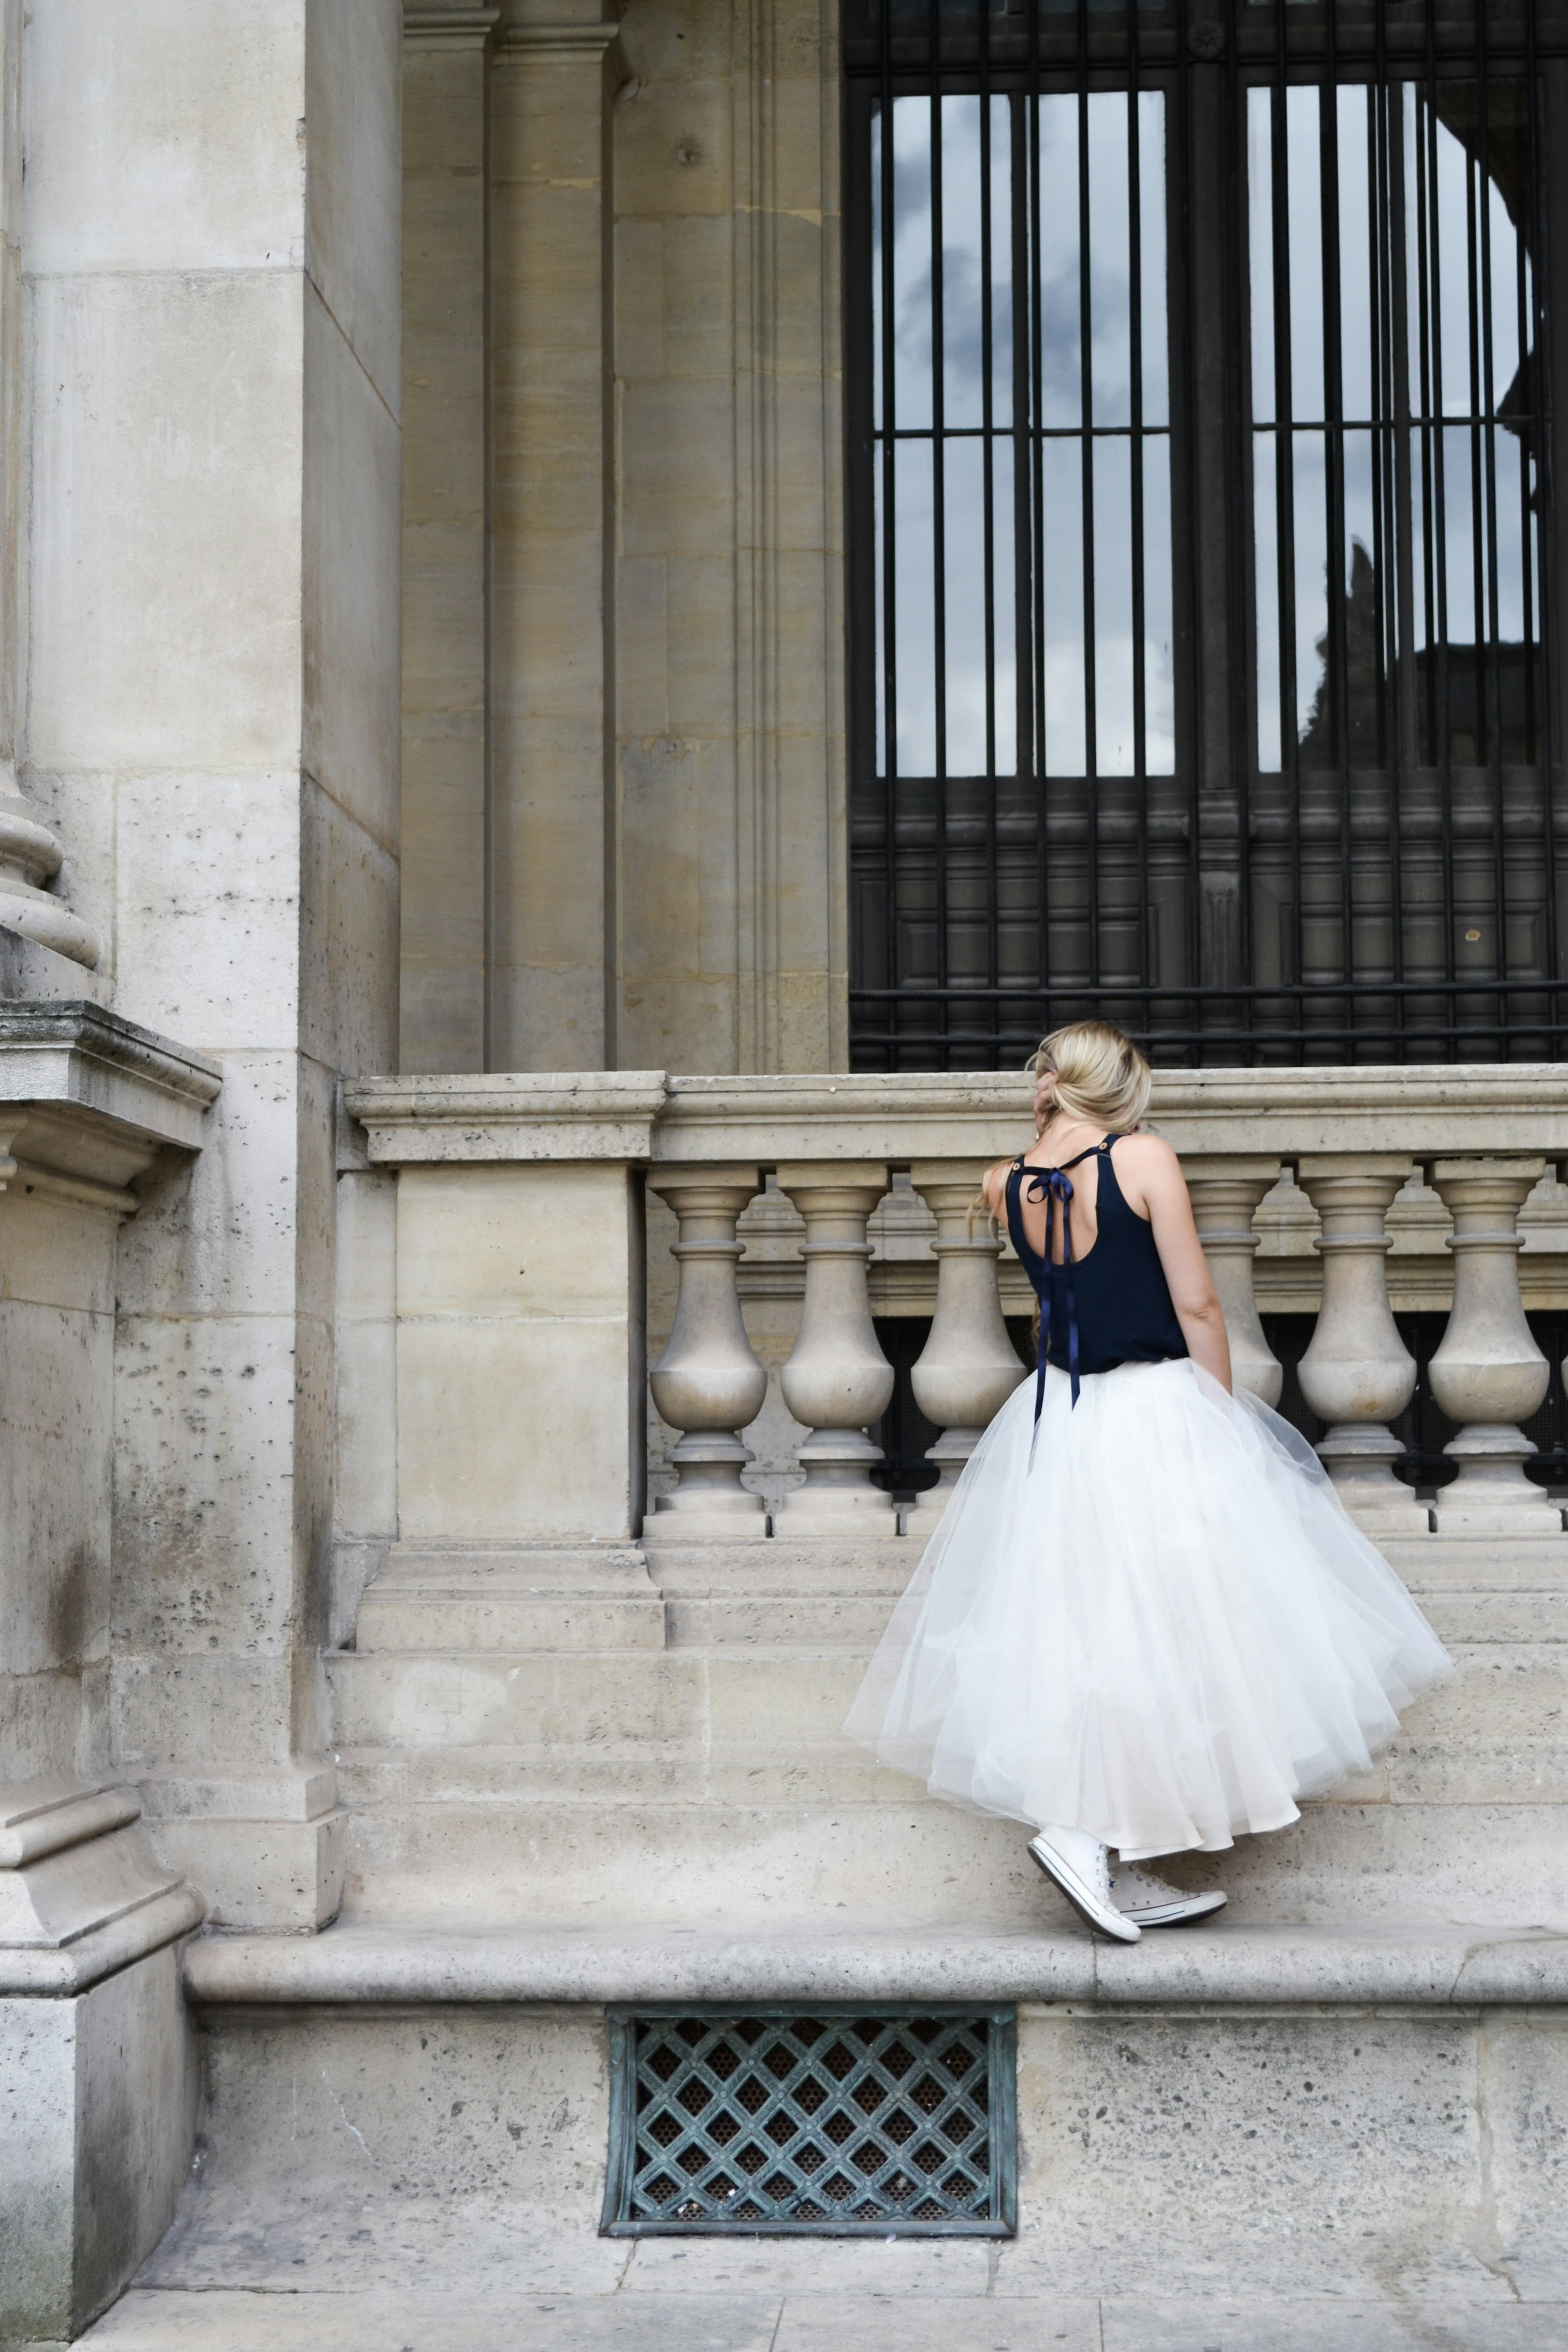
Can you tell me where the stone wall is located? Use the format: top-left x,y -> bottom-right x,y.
6,0 -> 404,1931
399,0 -> 848,1079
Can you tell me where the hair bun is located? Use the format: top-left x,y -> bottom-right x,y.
1028,1020 -> 1152,1131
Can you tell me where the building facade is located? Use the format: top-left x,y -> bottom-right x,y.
4,1 -> 1568,2342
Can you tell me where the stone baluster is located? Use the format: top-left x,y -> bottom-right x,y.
646,1166 -> 768,1525
1426,1158 -> 1555,1529
1184,1157 -> 1284,1407
774,1164 -> 897,1528
1294,1156 -> 1427,1529
905,1163 -> 1027,1527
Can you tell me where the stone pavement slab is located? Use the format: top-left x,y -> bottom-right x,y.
70,2288 -> 782,2350
59,2287 -> 1568,2351
1098,2300 -> 1568,2351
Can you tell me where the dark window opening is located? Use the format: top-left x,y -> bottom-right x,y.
846,0 -> 1568,1068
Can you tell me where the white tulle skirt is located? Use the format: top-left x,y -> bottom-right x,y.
845,1357 -> 1453,1860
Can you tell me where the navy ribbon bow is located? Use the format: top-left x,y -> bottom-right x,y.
1024,1166 -> 1082,1419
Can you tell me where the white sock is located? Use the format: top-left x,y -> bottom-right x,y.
1037,1822 -> 1106,1880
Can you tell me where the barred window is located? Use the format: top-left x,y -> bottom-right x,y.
845,0 -> 1566,1069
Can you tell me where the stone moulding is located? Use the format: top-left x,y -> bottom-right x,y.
0,1001 -> 222,1196
404,3 -> 500,46
180,1919 -> 1568,2011
0,793 -> 100,969
0,1780 -> 205,1999
343,1064 -> 1568,1171
345,1069 -> 669,1162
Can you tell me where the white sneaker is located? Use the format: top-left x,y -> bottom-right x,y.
1109,1860 -> 1227,1929
1027,1825 -> 1141,1943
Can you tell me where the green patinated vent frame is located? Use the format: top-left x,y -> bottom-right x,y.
601,2006 -> 1018,2237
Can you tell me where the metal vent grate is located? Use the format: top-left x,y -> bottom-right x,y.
602,2007 -> 1016,2237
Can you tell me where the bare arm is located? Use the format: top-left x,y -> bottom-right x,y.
1116,1135 -> 1232,1393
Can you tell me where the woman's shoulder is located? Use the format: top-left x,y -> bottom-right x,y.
981,1156 -> 1023,1217
1110,1129 -> 1184,1182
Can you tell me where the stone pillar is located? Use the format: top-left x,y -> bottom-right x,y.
1185,1158 -> 1284,1407
646,1165 -> 768,1526
1427,1158 -> 1557,1529
21,0 -> 403,1928
399,3 -> 497,1070
0,0 -> 95,979
1295,1157 -> 1426,1529
349,1072 -> 667,1547
489,2 -> 621,1069
905,1163 -> 1026,1527
611,0 -> 848,1073
773,1164 -> 896,1529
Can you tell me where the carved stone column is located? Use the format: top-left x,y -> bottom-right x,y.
905,1163 -> 1026,1528
400,2 -> 499,1068
773,1163 -> 896,1528
489,4 -> 623,1068
646,1165 -> 767,1526
1427,1158 -> 1556,1528
1185,1157 -> 1283,1407
1295,1156 -> 1425,1527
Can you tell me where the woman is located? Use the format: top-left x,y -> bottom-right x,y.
845,1021 -> 1451,1943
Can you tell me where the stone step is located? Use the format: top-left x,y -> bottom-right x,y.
331,1793 -> 1568,1929
327,1640 -> 1568,1761
353,1539 -> 917,1656
65,1919 -> 1568,2349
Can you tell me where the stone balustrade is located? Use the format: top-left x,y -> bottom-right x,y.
343,1066 -> 1568,1548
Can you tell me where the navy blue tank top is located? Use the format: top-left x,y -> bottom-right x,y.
1005,1135 -> 1188,1413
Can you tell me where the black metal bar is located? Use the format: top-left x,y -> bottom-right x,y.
851,975 -> 1568,1002
1425,3 -> 1461,1058
929,14 -> 950,1058
1476,0 -> 1511,1041
1380,23 -> 1412,1061
979,0 -> 1000,1058
1272,3 -> 1305,1033
877,0 -> 899,1058
1027,0 -> 1050,1025
1129,7 -> 1149,1009
1179,0 -> 1203,1059
1223,0 -> 1253,1061
1076,0 -> 1099,988
1323,0 -> 1356,1062
1528,0 -> 1560,1053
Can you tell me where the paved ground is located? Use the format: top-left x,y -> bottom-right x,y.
47,2239 -> 1568,2351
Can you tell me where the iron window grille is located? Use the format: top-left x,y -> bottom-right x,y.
845,0 -> 1568,1067
602,2007 -> 1018,2235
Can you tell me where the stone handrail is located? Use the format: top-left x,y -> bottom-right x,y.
343,1067 -> 1568,1542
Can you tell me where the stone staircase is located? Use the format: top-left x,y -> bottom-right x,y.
320,1531 -> 1568,1932
63,1520 -> 1568,2348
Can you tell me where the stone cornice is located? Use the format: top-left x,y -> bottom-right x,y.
495,7 -> 623,56
0,1001 -> 221,1198
345,1070 -> 668,1163
344,1065 -> 1568,1174
403,3 -> 499,47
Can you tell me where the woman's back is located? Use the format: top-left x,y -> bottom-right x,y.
1003,1131 -> 1188,1381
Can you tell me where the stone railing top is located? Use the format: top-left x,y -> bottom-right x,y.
346,1070 -> 669,1163
0,1001 -> 222,1196
345,1065 -> 1568,1169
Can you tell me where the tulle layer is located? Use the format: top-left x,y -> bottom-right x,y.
844,1357 -> 1453,1860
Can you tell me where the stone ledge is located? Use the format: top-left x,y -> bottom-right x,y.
182,1918 -> 1568,2010
344,1071 -> 667,1164
0,1884 -> 205,1995
0,999 -> 221,1198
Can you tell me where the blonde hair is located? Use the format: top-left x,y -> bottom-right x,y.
1029,1020 -> 1152,1133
